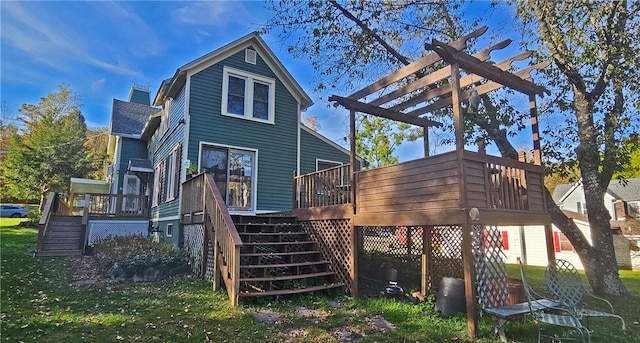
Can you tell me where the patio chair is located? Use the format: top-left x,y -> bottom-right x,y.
520,263 -> 591,343
545,259 -> 626,330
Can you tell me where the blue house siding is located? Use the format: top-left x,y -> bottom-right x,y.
188,47 -> 299,212
149,86 -> 186,223
299,128 -> 354,175
115,138 -> 148,194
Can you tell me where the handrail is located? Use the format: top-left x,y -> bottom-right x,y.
37,192 -> 57,253
202,172 -> 243,305
294,164 -> 352,208
80,194 -> 90,255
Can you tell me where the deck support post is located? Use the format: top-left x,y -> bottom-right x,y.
421,226 -> 432,297
350,219 -> 358,296
544,223 -> 556,264
462,223 -> 478,338
349,109 -> 357,214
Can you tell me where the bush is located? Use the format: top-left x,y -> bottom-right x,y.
92,235 -> 191,282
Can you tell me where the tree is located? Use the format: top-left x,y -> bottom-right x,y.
86,126 -> 109,180
517,0 -> 639,295
302,114 -> 321,131
265,0 -> 473,166
265,0 -> 640,295
0,101 -> 20,202
2,84 -> 91,211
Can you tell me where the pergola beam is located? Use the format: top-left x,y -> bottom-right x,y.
405,61 -> 551,117
329,95 -> 442,128
425,39 -> 549,96
346,26 -> 488,100
369,39 -> 513,107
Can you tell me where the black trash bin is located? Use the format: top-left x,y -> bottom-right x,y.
434,277 -> 466,317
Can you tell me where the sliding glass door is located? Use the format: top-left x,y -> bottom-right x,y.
200,145 -> 254,211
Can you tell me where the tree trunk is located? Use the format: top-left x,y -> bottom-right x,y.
573,90 -> 628,295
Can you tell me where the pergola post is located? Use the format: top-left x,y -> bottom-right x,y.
529,94 -> 542,166
349,109 -> 357,214
462,223 -> 478,338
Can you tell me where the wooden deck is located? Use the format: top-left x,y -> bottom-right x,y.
293,150 -> 550,226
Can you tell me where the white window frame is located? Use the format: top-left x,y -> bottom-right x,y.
166,223 -> 173,237
165,145 -> 180,202
160,98 -> 172,136
152,163 -> 161,207
316,159 -> 343,171
221,66 -> 275,124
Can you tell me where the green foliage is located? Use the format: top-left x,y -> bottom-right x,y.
92,235 -> 189,274
354,115 -> 422,167
2,223 -> 639,342
2,84 -> 91,205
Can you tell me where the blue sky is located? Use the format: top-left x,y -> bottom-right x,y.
1,1 -> 527,161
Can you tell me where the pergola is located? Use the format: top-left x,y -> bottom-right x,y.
329,26 -> 552,337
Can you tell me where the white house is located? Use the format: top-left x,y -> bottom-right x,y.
498,178 -> 640,270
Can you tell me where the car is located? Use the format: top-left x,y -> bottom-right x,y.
0,205 -> 29,218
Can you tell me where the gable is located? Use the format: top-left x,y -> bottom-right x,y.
154,32 -> 312,110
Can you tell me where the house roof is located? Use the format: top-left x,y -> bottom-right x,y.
553,178 -> 640,204
152,32 -> 312,110
552,183 -> 577,204
110,99 -> 160,138
607,178 -> 640,201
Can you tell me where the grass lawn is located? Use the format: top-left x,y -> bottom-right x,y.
1,218 -> 639,342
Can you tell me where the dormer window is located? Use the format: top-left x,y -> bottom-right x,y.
222,66 -> 275,124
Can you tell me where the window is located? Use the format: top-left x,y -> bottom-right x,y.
166,223 -> 173,237
160,98 -> 172,136
553,231 -> 575,252
152,163 -> 163,207
164,144 -> 182,202
222,67 -> 275,123
200,144 -> 255,211
316,160 -> 342,171
628,201 -> 640,218
576,201 -> 587,215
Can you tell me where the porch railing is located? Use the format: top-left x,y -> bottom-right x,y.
37,192 -> 58,253
294,164 -> 352,208
86,194 -> 149,218
181,172 -> 243,306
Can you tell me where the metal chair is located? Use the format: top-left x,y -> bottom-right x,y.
545,259 -> 626,330
520,263 -> 591,342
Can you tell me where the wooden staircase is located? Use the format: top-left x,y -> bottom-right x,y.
37,215 -> 83,257
233,215 -> 344,298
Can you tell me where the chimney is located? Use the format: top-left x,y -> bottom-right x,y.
128,82 -> 150,106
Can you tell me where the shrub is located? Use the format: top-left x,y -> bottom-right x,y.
92,235 -> 191,281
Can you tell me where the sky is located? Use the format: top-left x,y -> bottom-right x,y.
1,1 -> 526,161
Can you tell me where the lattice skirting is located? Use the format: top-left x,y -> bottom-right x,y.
473,225 -> 510,310
183,224 -> 204,276
87,220 -> 148,245
301,219 -> 353,293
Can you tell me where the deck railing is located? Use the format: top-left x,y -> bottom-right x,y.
86,194 -> 149,218
37,192 -> 58,253
294,152 -> 546,216
181,172 -> 243,306
294,164 -> 352,208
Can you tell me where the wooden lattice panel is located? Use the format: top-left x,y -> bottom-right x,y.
473,225 -> 509,310
183,224 -> 205,275
429,226 -> 464,291
361,226 -> 423,260
301,219 -> 353,293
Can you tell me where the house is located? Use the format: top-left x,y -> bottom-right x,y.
500,178 -> 640,270
105,32 -> 357,247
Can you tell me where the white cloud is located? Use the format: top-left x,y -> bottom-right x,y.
0,2 -> 146,78
91,78 -> 106,92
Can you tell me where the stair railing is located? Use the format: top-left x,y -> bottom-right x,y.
37,192 -> 57,254
202,172 -> 243,306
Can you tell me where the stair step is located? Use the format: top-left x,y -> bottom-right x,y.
242,241 -> 315,246
241,260 -> 329,269
42,238 -> 81,244
240,250 -> 322,257
239,283 -> 344,297
240,271 -> 335,282
37,249 -> 82,257
233,215 -> 298,225
41,243 -> 81,250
